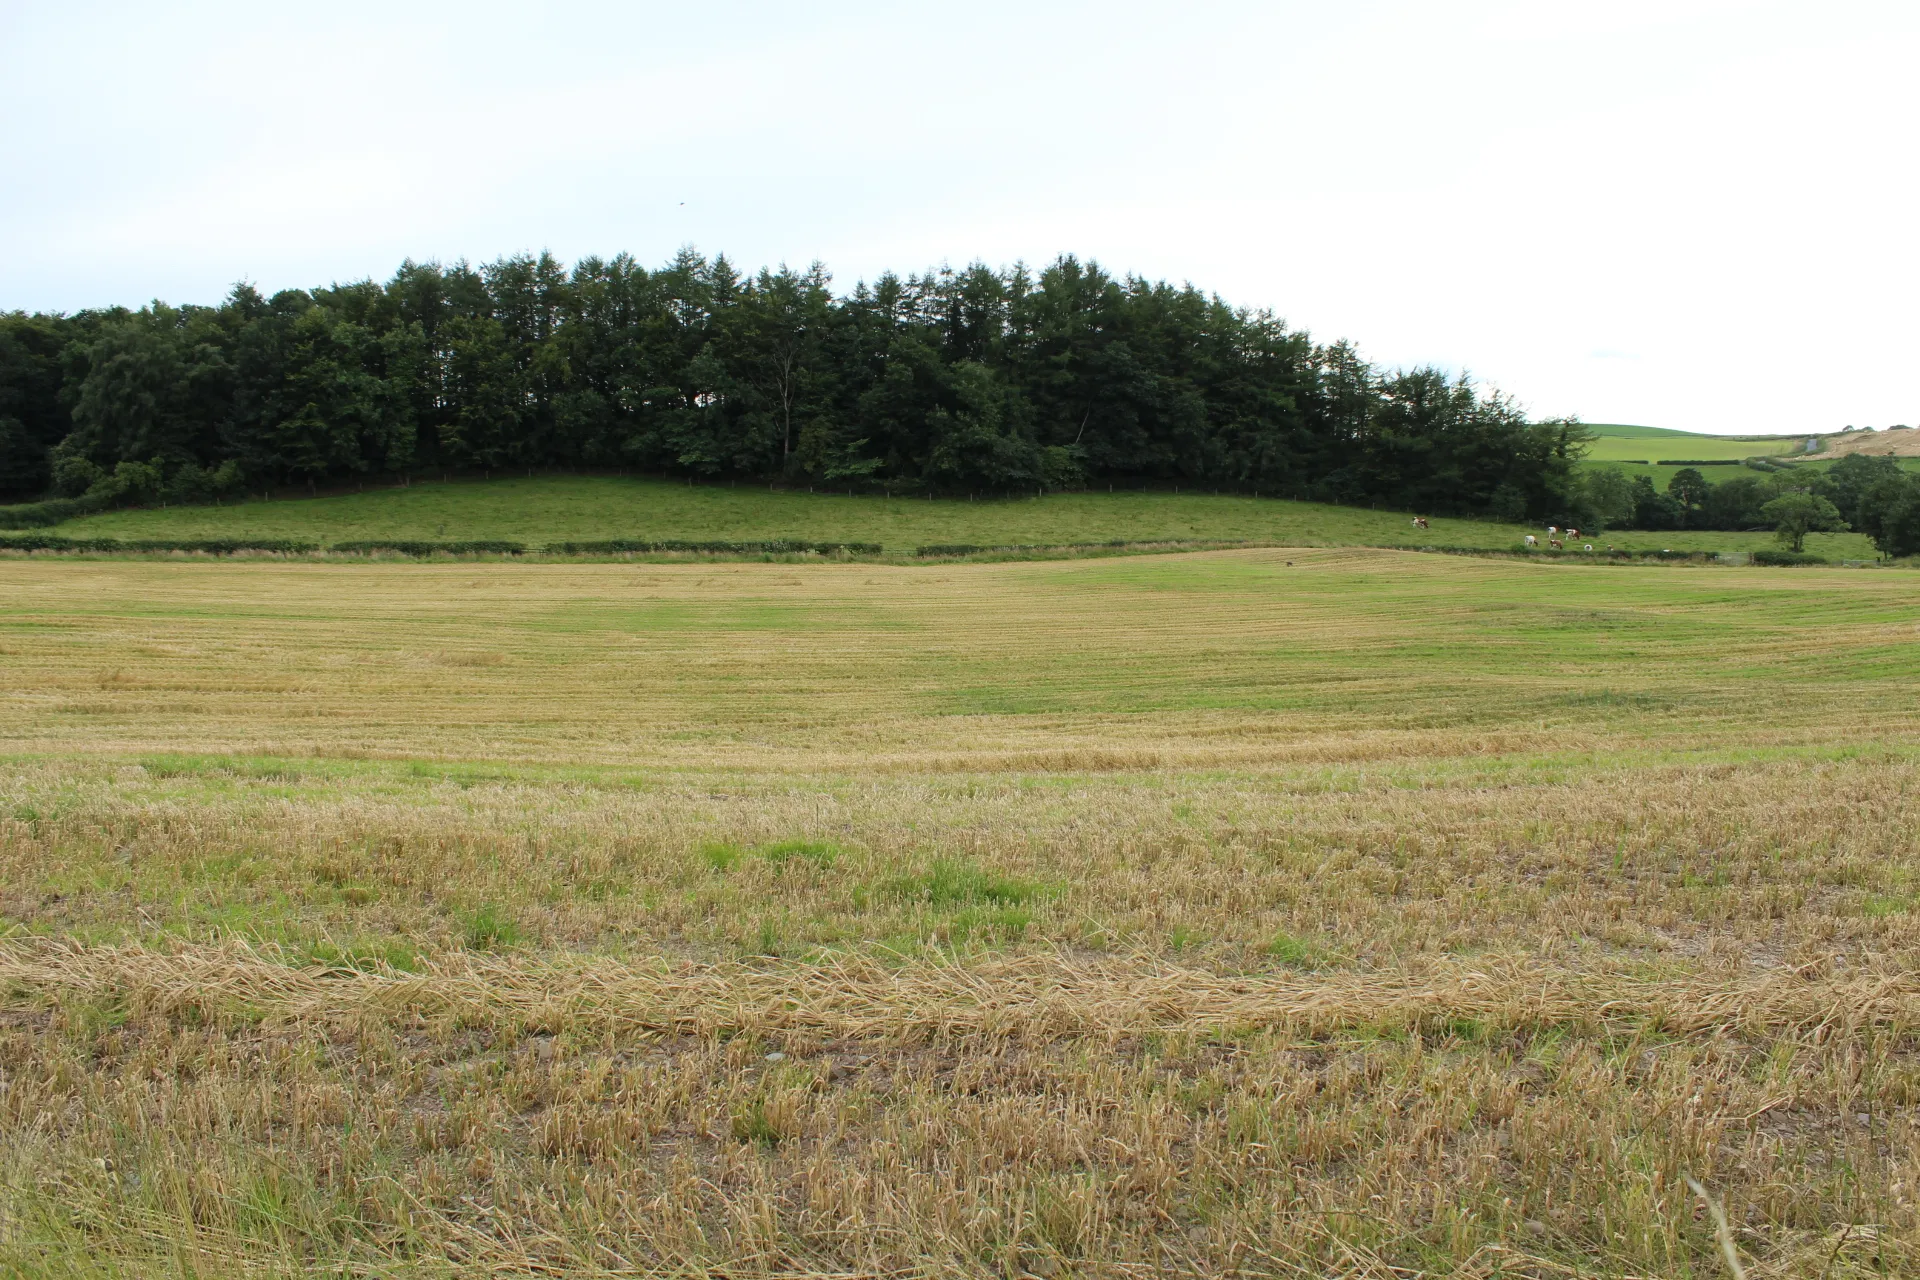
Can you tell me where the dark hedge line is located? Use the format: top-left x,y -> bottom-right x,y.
1652,458 -> 1742,466
0,495 -> 110,529
0,534 -> 1878,568
0,535 -> 317,553
543,539 -> 882,556
329,540 -> 527,556
913,539 -> 1238,557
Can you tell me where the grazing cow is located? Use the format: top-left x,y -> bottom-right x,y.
1549,538 -> 1564,550
1411,516 -> 1429,530
1524,534 -> 1538,547
1548,525 -> 1559,537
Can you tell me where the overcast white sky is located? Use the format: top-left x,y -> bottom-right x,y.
2,0 -> 1914,433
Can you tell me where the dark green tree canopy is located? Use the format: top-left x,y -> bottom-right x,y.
1667,467 -> 1711,517
1760,492 -> 1847,552
1851,471 -> 1920,558
0,251 -> 1589,516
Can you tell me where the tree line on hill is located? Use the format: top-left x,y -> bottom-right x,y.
1572,455 -> 1920,556
0,251 -> 1590,519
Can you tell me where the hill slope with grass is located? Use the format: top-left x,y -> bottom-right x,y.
1580,423 -> 1806,463
17,474 -> 1882,559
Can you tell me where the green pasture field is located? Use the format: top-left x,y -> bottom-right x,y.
1579,454 -> 1920,494
6,549 -> 1915,763
25,476 -> 1525,547
20,473 -> 1885,559
1580,423 -> 1806,464
1,549 -> 1919,1276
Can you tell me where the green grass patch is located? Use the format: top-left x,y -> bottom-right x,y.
1266,931 -> 1331,969
459,904 -> 523,951
757,839 -> 841,869
301,938 -> 423,973
884,860 -> 1040,907
405,762 -> 518,788
945,906 -> 1034,944
731,1094 -> 797,1147
701,842 -> 746,873
139,754 -> 311,784
871,860 -> 1045,947
704,840 -> 843,873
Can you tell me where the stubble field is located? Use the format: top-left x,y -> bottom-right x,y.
1,549 -> 1918,1277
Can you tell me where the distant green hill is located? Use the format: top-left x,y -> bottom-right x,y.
1585,422 -> 1804,441
1584,423 -> 1711,439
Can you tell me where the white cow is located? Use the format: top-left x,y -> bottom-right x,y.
1524,534 -> 1538,547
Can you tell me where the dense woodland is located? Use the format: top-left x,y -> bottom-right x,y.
0,251 -> 1588,517
1578,456 -> 1920,556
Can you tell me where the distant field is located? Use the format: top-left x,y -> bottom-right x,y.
1581,423 -> 1805,464
2,550 -> 1918,1275
27,474 -> 1884,559
1581,454 -> 1920,493
12,548 -> 1917,763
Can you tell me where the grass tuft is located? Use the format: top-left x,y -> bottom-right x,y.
301,938 -> 422,973
756,839 -> 840,869
731,1093 -> 800,1147
459,904 -> 523,951
700,842 -> 744,872
1265,931 -> 1330,969
886,859 -> 1039,907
